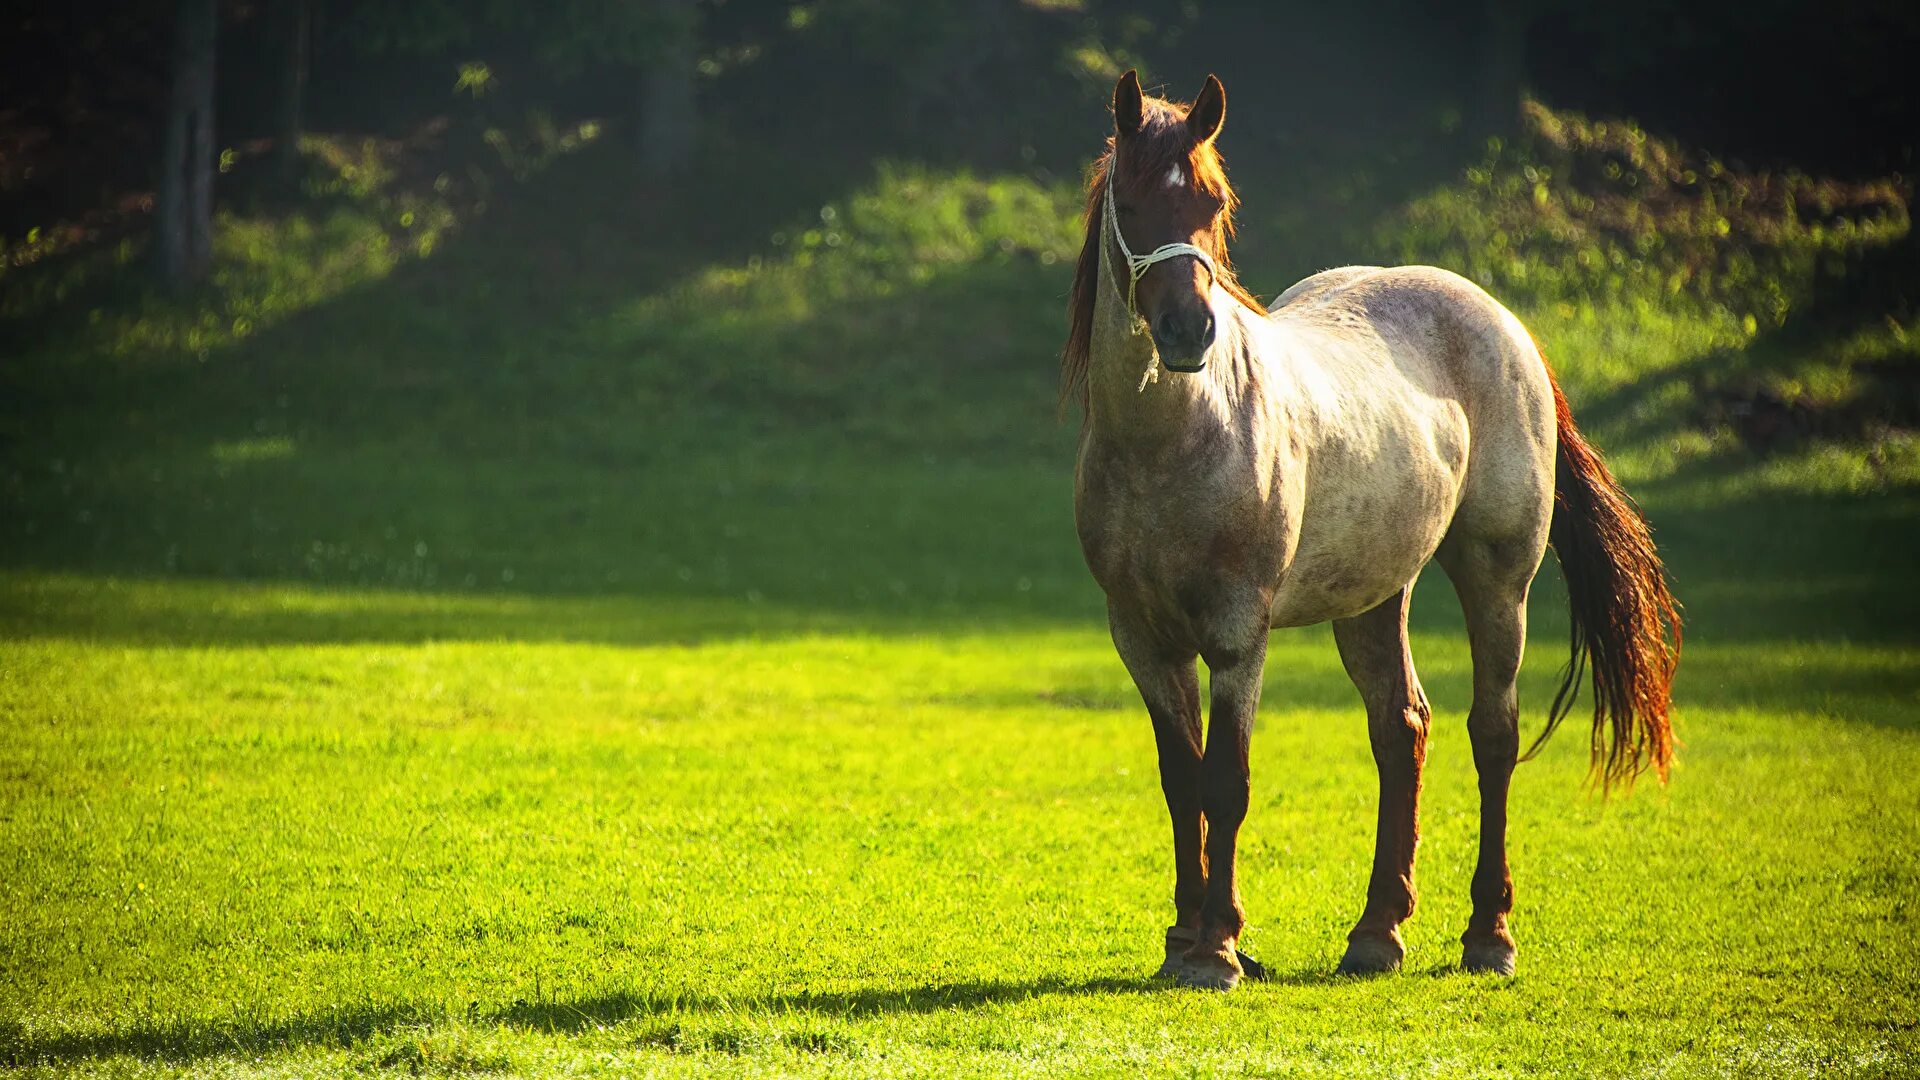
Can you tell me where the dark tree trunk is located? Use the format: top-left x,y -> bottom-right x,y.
1474,0 -> 1529,138
639,0 -> 696,180
187,3 -> 214,275
155,41 -> 189,279
155,0 -> 216,282
277,0 -> 310,187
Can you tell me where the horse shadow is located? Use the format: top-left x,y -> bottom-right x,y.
4,963 -> 1377,1068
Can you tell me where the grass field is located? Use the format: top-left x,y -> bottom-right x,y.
3,110 -> 1918,1076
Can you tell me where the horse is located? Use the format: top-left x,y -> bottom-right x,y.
1065,71 -> 1680,990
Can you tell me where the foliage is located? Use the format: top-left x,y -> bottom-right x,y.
0,116 -> 595,371
341,0 -> 692,73
603,164 -> 1081,450
1375,101 -> 1910,338
1367,99 -> 1917,491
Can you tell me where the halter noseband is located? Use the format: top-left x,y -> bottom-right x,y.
1101,170 -> 1219,324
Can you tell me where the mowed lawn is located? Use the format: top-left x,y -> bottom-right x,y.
4,157 -> 1920,1076
4,495 -> 1919,1077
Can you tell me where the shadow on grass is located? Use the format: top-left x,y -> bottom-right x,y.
3,116 -> 1917,661
0,152 -> 1101,645
6,483 -> 1916,651
0,968 -> 1353,1068
6,570 -> 1915,736
6,278 -> 1913,654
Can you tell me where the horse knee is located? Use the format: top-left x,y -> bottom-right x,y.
1368,700 -> 1429,764
1466,702 -> 1519,748
1199,765 -> 1250,827
1159,772 -> 1203,818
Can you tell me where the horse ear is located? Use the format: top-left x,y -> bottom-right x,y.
1113,70 -> 1144,136
1188,74 -> 1225,145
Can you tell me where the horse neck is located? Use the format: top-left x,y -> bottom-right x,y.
1085,254 -> 1261,445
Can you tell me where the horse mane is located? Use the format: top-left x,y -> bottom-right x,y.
1061,93 -> 1266,411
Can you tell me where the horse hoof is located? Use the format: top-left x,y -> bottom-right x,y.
1174,935 -> 1244,991
1336,932 -> 1404,976
1461,939 -> 1517,976
1175,956 -> 1241,991
1155,942 -> 1263,982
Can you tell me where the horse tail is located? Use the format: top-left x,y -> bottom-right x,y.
1529,365 -> 1681,789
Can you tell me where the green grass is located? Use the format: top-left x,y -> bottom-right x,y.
3,597 -> 1917,1076
3,107 -> 1918,1076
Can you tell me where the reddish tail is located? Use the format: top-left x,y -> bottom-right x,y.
1532,370 -> 1682,789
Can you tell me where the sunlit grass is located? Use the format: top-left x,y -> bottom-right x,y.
2,582 -> 1916,1076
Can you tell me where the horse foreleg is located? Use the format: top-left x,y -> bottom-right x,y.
1108,613 -> 1207,978
1180,632 -> 1267,990
1332,587 -> 1429,975
1149,690 -> 1209,978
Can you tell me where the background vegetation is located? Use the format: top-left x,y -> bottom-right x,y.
2,1 -> 1916,1076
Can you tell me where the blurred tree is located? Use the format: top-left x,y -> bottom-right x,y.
1475,0 -> 1541,137
155,0 -> 217,281
893,0 -> 1014,132
1533,0 -> 1917,174
341,0 -> 703,178
276,0 -> 311,186
639,0 -> 697,179
782,0 -> 1096,147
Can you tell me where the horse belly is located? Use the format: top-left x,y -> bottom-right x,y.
1268,437 -> 1464,627
1269,540 -> 1433,626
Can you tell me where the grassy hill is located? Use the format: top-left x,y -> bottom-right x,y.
2,103 -> 1916,1076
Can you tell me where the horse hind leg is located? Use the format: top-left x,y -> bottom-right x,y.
1437,534 -> 1536,976
1331,586 -> 1429,975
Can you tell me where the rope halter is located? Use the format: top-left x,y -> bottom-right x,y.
1101,170 -> 1219,326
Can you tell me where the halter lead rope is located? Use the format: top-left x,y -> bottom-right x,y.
1100,171 -> 1219,389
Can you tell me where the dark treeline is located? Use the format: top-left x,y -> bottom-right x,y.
2,0 -> 1914,282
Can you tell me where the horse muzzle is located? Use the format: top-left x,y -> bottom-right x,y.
1152,309 -> 1215,373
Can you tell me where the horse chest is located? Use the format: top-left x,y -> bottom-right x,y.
1076,459 -> 1288,625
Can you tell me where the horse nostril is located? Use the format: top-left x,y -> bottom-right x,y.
1200,313 -> 1216,346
